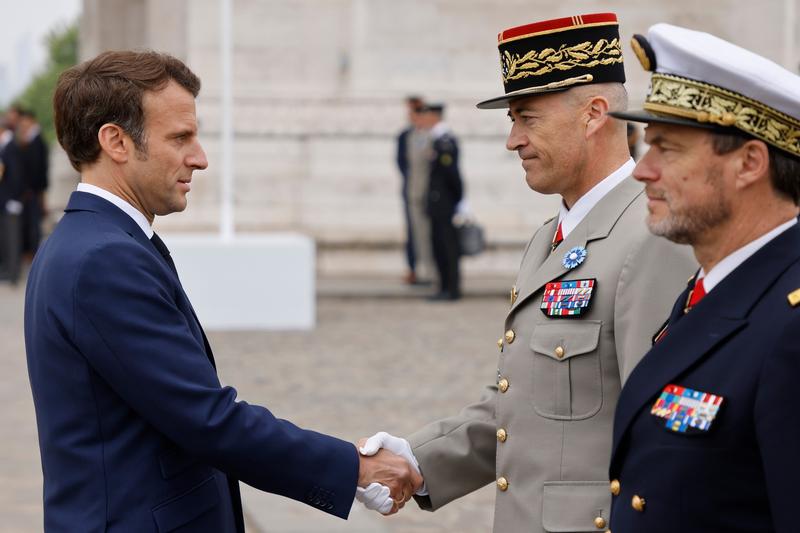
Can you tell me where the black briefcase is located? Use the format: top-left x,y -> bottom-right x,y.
456,219 -> 486,256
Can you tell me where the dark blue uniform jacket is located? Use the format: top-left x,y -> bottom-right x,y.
610,223 -> 800,533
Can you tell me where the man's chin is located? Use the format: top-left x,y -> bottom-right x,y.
524,174 -> 555,194
646,217 -> 692,245
156,200 -> 188,217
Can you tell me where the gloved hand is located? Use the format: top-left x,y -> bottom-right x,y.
355,482 -> 394,515
359,431 -> 426,495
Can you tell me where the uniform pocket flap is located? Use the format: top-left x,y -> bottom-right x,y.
531,321 -> 601,361
542,481 -> 610,532
152,476 -> 220,532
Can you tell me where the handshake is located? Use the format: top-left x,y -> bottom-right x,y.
355,432 -> 424,515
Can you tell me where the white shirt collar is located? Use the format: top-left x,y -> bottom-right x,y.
0,130 -> 12,148
430,121 -> 450,140
698,218 -> 797,293
557,158 -> 636,238
25,124 -> 41,143
76,183 -> 154,239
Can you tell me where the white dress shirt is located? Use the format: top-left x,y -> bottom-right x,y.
429,121 -> 451,140
557,158 -> 636,239
698,218 -> 797,293
76,183 -> 153,239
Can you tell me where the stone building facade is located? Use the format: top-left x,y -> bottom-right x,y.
73,0 -> 798,275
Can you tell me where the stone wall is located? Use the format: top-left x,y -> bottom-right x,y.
69,0 -> 798,274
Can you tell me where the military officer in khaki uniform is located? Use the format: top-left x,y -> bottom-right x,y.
356,13 -> 696,531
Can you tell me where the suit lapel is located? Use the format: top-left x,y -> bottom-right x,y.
612,224 -> 800,457
509,177 -> 644,316
65,192 -> 217,369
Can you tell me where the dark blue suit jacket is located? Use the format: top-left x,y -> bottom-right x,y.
609,223 -> 800,532
25,192 -> 359,532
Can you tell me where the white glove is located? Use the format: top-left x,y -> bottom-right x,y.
359,431 -> 427,496
5,199 -> 22,215
355,483 -> 394,515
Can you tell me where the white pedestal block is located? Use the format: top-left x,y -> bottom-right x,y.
164,233 -> 315,330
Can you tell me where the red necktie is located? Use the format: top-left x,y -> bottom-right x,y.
551,222 -> 564,251
686,278 -> 706,309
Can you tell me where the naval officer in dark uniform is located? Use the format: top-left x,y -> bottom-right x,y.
608,23 -> 800,532
421,103 -> 463,301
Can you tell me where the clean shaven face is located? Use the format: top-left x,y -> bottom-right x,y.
125,80 -> 208,219
505,91 -> 589,200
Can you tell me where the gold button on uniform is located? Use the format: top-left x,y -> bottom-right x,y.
594,516 -> 607,529
497,477 -> 508,491
496,428 -> 507,442
632,494 -> 646,512
554,346 -> 565,358
505,329 -> 516,344
610,479 -> 620,496
497,337 -> 504,351
498,378 -> 509,393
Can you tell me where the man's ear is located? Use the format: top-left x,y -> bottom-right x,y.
734,139 -> 770,191
97,123 -> 130,164
585,95 -> 610,139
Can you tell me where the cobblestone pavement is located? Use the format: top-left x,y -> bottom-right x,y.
0,277 -> 510,532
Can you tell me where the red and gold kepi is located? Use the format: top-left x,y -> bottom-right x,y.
477,13 -> 626,109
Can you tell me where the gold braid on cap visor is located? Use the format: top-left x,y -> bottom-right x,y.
644,73 -> 800,158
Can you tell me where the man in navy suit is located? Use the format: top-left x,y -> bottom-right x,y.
607,24 -> 800,532
25,50 -> 421,532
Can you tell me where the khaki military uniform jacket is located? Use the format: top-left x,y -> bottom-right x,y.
409,177 -> 696,532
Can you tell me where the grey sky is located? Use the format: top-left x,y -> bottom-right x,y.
0,0 -> 81,103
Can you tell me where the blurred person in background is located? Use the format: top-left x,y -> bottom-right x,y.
420,103 -> 463,301
16,108 -> 49,259
396,95 -> 426,285
356,13 -> 696,531
404,97 -> 436,286
4,104 -> 21,133
0,119 -> 23,282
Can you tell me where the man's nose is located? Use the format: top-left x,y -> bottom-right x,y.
188,142 -> 208,170
506,121 -> 527,152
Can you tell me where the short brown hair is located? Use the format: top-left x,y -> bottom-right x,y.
711,132 -> 800,205
54,50 -> 201,171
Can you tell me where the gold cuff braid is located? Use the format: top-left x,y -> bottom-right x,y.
644,73 -> 800,157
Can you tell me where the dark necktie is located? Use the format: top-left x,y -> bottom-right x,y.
150,232 -> 217,369
150,233 -> 178,275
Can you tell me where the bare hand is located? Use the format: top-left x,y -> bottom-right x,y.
357,446 -> 423,505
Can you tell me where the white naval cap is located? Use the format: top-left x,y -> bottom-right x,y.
611,23 -> 800,159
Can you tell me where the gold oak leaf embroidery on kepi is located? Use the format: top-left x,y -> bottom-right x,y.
501,38 -> 623,82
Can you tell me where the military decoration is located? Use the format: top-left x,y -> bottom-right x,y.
562,246 -> 587,270
651,384 -> 724,433
540,279 -> 596,317
440,153 -> 453,166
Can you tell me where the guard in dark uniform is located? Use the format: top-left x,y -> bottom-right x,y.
0,121 -> 22,282
422,103 -> 463,301
608,23 -> 800,532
